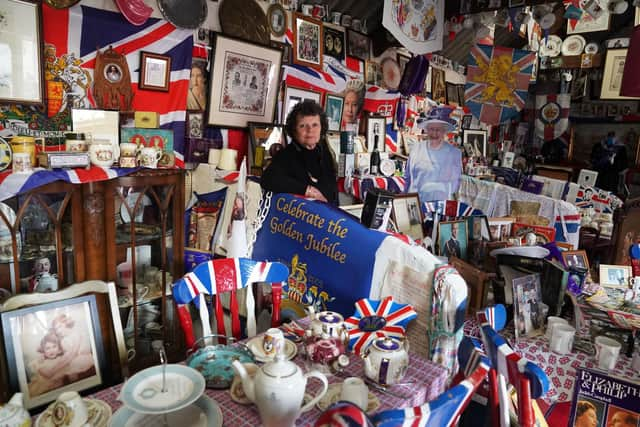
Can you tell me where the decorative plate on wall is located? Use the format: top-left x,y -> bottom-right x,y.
0,137 -> 12,172
157,0 -> 207,30
219,0 -> 270,46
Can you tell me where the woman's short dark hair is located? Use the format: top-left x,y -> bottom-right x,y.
576,400 -> 596,419
284,99 -> 328,140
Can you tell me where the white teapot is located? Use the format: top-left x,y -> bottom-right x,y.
306,307 -> 347,340
0,393 -> 31,427
231,349 -> 328,427
363,336 -> 409,386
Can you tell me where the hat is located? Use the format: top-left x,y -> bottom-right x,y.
417,106 -> 457,131
115,0 -> 153,26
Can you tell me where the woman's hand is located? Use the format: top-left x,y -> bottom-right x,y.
305,185 -> 328,202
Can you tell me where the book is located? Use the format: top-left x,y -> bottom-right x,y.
568,368 -> 640,427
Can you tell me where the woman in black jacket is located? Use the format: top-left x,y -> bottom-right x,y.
261,100 -> 338,205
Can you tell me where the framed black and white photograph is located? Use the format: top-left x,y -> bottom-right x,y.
438,220 -> 468,260
282,85 -> 322,124
187,112 -> 204,139
562,250 -> 590,270
207,34 -> 282,128
1,295 -> 105,409
267,3 -> 287,37
392,193 -> 424,241
139,51 -> 171,92
463,129 -> 487,157
467,215 -> 491,241
323,23 -> 346,61
446,82 -> 459,106
347,29 -> 370,61
365,61 -> 383,86
461,115 -> 473,130
488,217 -> 515,241
0,0 -> 44,105
599,264 -> 632,287
366,115 -> 386,153
324,94 -> 344,132
512,273 -> 544,339
293,13 -> 323,71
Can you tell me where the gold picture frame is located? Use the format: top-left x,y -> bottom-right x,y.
600,49 -> 638,100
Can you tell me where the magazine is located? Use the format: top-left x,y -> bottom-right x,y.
568,368 -> 640,427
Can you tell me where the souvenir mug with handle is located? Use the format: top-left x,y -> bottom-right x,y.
137,146 -> 162,168
89,138 -> 119,167
594,336 -> 621,371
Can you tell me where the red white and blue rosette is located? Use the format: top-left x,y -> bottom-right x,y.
344,296 -> 417,356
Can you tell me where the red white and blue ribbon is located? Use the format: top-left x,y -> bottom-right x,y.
344,296 -> 417,356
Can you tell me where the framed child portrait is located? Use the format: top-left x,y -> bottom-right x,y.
391,193 -> 424,241
1,295 -> 105,409
438,220 -> 468,260
512,273 -> 544,339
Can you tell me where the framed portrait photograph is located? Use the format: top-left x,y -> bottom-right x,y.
207,34 -> 282,128
269,40 -> 292,65
0,0 -> 44,105
438,220 -> 468,260
463,129 -> 487,157
186,112 -> 204,139
467,215 -> 491,241
247,122 -> 285,173
293,13 -> 323,71
324,94 -> 344,132
431,67 -> 446,104
600,49 -> 637,100
392,193 -> 424,241
512,273 -> 544,339
365,61 -> 383,86
366,115 -> 386,153
461,115 -> 473,130
446,82 -> 459,106
599,264 -> 632,288
187,57 -> 208,111
267,3 -> 287,37
323,23 -> 346,61
562,250 -> 590,271
347,29 -> 370,61
488,217 -> 515,241
139,51 -> 171,92
282,85 -> 322,123
0,295 -> 105,409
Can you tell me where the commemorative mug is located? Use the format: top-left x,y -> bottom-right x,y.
10,136 -> 36,166
262,327 -> 284,356
312,5 -> 326,19
546,316 -> 568,340
594,336 -> 621,371
550,324 -> 575,354
120,142 -> 139,157
331,11 -> 341,24
12,153 -> 32,174
137,146 -> 162,168
301,4 -> 313,16
89,138 -> 119,167
341,14 -> 352,27
65,132 -> 89,152
119,155 -> 137,168
340,377 -> 368,411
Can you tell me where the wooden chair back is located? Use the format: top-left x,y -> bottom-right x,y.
172,258 -> 289,348
0,281 -> 128,402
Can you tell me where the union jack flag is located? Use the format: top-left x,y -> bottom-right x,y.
344,296 -> 417,356
43,4 -> 193,167
465,45 -> 536,125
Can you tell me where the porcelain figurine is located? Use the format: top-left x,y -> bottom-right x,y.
363,337 -> 409,386
0,393 -> 31,427
232,347 -> 328,427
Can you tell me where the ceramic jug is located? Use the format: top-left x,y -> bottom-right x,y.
363,336 -> 409,385
232,348 -> 328,427
0,393 -> 31,427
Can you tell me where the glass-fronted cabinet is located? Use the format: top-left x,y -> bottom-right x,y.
104,169 -> 185,371
0,182 -> 85,295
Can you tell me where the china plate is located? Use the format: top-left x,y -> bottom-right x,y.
120,192 -> 152,223
111,395 -> 222,427
561,35 -> 586,56
36,399 -> 112,427
584,42 -> 599,54
246,336 -> 297,363
0,136 -> 11,172
316,382 -> 381,413
120,364 -> 206,414
540,35 -> 562,57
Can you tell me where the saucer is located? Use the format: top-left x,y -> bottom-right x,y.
111,395 -> 222,427
246,336 -> 298,363
36,399 -> 112,427
540,35 -> 562,57
316,382 -> 380,413
120,364 -> 205,414
561,35 -> 586,56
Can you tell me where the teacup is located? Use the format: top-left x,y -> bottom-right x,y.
340,377 -> 368,411
262,328 -> 284,356
137,147 -> 162,168
50,391 -> 88,427
595,336 -> 621,371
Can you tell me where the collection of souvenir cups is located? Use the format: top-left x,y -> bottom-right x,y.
297,3 -> 365,32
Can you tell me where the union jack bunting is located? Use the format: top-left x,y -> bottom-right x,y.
422,200 -> 483,221
346,175 -> 406,201
465,45 -> 536,125
535,94 -> 570,141
42,4 -> 193,167
282,64 -> 348,94
344,296 -> 417,356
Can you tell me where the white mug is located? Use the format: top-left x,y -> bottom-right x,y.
54,391 -> 88,427
89,139 -> 119,168
546,316 -> 569,340
262,327 -> 284,356
117,262 -> 133,290
301,4 -> 313,15
594,336 -> 621,371
12,153 -> 32,174
550,324 -> 575,354
138,146 -> 162,168
340,377 -> 369,411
